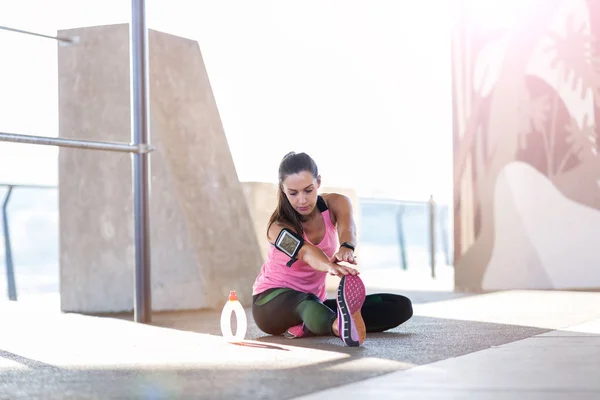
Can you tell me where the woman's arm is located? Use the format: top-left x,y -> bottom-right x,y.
325,194 -> 357,264
267,222 -> 358,277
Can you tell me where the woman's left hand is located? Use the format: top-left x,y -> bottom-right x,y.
330,247 -> 357,265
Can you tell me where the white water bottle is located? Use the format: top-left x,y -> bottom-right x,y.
220,290 -> 247,342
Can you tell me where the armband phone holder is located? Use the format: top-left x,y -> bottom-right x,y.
275,228 -> 304,267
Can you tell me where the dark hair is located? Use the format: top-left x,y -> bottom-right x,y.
267,152 -> 319,237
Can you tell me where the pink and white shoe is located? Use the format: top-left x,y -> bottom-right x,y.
283,323 -> 313,339
336,275 -> 366,347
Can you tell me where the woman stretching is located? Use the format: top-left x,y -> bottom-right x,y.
252,152 -> 413,347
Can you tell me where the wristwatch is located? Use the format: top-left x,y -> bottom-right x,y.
340,242 -> 355,252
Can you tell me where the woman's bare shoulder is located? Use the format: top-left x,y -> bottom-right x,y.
320,193 -> 352,226
321,193 -> 351,209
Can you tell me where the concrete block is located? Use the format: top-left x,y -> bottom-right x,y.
58,24 -> 262,313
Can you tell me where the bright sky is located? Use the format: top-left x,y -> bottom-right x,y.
0,0 -> 453,203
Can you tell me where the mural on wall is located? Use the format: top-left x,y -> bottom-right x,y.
452,0 -> 600,291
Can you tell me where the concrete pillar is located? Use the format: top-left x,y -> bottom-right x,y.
58,24 -> 262,313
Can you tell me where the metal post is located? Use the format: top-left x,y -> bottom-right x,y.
2,186 -> 17,301
429,195 -> 436,279
396,206 -> 408,270
131,0 -> 152,323
439,205 -> 451,266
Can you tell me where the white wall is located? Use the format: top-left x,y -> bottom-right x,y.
0,0 -> 453,202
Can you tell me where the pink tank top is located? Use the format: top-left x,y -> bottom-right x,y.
252,202 -> 338,301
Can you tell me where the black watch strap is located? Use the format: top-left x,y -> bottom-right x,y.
340,242 -> 355,251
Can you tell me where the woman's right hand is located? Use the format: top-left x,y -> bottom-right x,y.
327,263 -> 359,277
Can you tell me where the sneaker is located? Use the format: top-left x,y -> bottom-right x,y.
283,323 -> 313,339
336,274 -> 366,347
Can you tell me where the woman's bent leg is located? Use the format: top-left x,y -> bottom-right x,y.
295,296 -> 336,336
324,293 -> 413,333
252,288 -> 336,336
252,288 -> 303,335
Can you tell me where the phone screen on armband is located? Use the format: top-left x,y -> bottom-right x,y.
276,230 -> 302,257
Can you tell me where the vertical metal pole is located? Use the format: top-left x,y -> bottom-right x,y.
131,0 -> 152,323
439,205 -> 451,266
429,195 -> 436,279
396,206 -> 408,270
2,186 -> 17,301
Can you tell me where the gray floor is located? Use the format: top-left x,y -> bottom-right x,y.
1,289 -> 599,399
296,319 -> 600,400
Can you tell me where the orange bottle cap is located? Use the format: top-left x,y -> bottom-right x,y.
229,290 -> 238,301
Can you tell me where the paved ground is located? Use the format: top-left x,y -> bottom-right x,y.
1,288 -> 600,399
297,318 -> 600,400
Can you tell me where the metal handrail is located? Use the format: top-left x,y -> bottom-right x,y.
0,132 -> 153,154
0,0 -> 153,323
0,25 -> 75,44
387,195 -> 451,276
1,184 -> 57,301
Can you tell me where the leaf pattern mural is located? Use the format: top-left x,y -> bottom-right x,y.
452,0 -> 600,291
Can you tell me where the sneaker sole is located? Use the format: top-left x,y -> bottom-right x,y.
337,275 -> 366,347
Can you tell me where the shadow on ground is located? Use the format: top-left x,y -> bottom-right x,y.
0,313 -> 549,400
0,290 -> 552,400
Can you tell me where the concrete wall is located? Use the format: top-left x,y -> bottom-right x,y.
452,0 -> 600,291
58,24 -> 262,313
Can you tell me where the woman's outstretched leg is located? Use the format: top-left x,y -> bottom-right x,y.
324,293 -> 412,333
361,293 -> 413,332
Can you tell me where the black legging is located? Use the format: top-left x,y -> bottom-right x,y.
252,288 -> 413,336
